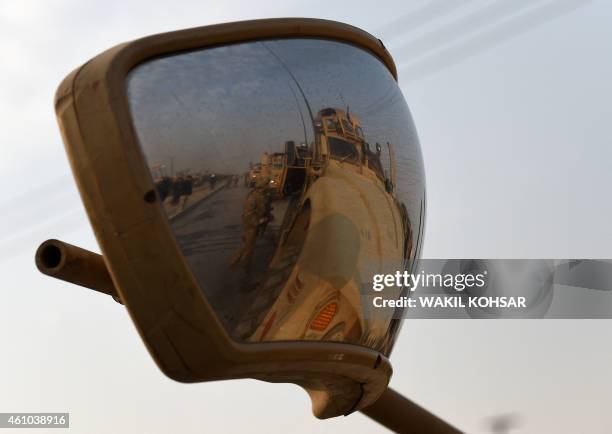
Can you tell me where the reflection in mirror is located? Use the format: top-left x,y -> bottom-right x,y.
127,38 -> 425,356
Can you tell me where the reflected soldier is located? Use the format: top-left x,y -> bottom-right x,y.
155,176 -> 171,202
230,176 -> 273,268
180,175 -> 194,211
170,176 -> 183,205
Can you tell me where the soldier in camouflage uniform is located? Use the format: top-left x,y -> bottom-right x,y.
230,176 -> 273,268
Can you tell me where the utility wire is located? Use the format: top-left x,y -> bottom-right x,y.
357,0 -> 584,115
398,0 -> 591,83
375,0 -> 480,42
391,0 -> 539,63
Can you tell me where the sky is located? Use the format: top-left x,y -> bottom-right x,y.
1,0 -> 612,433
126,39 -> 419,174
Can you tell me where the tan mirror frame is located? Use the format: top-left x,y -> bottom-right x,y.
54,18 -> 399,419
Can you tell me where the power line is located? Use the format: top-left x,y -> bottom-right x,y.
398,0 -> 591,83
0,174 -> 71,211
361,0 -> 547,114
392,0 -> 540,63
375,0 -> 480,42
0,207 -> 85,265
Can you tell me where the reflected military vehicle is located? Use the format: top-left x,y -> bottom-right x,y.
247,163 -> 263,187
248,152 -> 282,189
150,163 -> 168,182
150,163 -> 173,202
264,143 -> 311,198
241,108 -> 412,353
267,152 -> 286,197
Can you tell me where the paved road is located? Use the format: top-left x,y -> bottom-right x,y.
170,184 -> 293,337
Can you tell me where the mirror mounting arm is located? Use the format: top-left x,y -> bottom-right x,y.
361,387 -> 461,433
35,239 -> 122,304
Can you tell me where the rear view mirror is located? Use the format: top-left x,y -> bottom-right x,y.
127,36 -> 425,352
37,18 -> 437,428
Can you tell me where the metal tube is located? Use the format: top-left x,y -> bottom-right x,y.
360,387 -> 462,434
35,239 -> 121,303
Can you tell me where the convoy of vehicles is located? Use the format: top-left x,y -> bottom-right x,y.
239,107 -> 412,353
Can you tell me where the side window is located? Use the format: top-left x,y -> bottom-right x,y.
328,137 -> 358,163
325,118 -> 337,132
341,119 -> 354,135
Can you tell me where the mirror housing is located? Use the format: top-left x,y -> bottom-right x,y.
47,18 -> 404,419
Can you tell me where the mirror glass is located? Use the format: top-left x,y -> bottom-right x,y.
127,38 -> 425,355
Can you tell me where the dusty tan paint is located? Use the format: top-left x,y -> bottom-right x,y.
35,239 -> 121,301
52,18 -> 397,419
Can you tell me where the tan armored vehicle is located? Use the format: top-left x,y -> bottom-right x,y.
247,162 -> 263,187
267,152 -> 286,197
244,108 -> 411,353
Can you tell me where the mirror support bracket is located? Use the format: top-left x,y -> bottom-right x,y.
35,239 -> 122,303
361,387 -> 461,433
